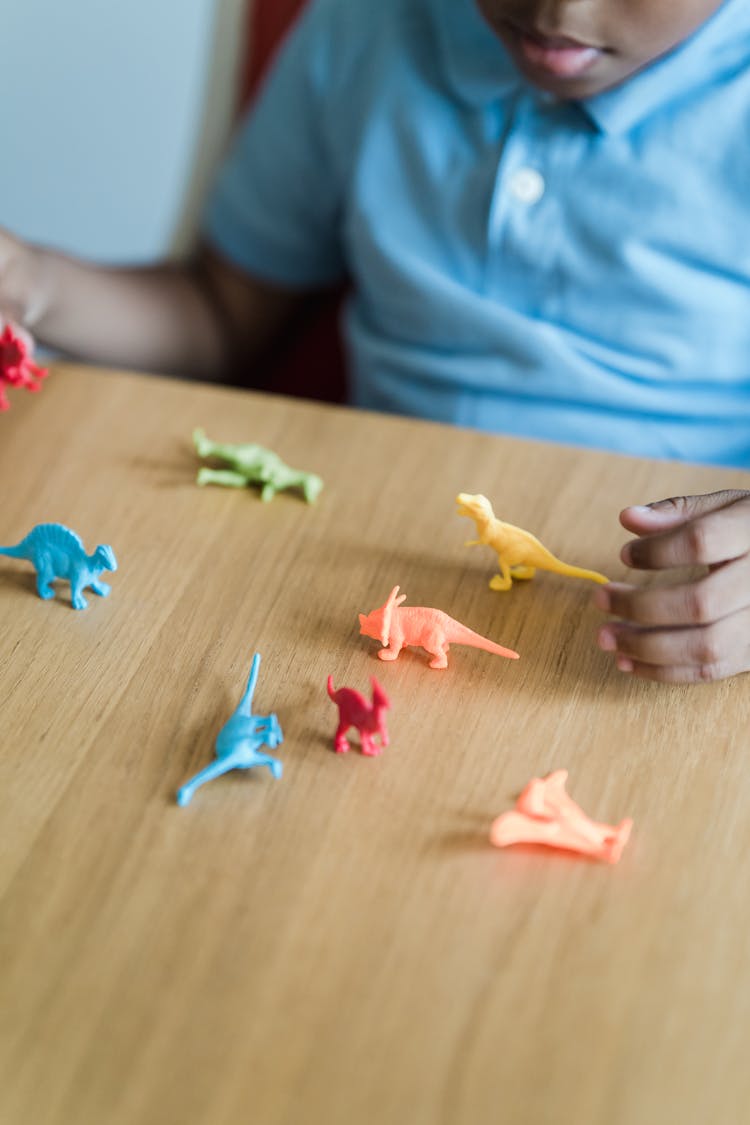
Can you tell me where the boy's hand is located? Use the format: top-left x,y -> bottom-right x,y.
594,491 -> 750,683
0,227 -> 47,330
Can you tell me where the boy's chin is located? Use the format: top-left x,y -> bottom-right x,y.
511,52 -> 639,101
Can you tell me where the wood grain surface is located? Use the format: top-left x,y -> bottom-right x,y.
1,364 -> 749,1125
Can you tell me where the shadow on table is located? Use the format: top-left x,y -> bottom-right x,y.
267,537 -> 639,705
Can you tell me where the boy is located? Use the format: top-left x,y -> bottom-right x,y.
1,0 -> 749,683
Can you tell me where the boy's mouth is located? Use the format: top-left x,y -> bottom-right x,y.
505,23 -> 606,79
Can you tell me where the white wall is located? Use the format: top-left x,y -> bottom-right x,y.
0,0 -> 247,263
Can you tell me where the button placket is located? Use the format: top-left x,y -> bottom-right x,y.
508,166 -> 545,205
486,95 -> 566,312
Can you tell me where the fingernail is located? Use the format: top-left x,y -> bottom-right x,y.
620,544 -> 633,566
628,505 -> 656,517
616,655 -> 634,673
598,626 -> 617,651
593,587 -> 610,611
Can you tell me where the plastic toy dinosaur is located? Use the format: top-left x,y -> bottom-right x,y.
177,653 -> 283,806
490,769 -> 632,864
358,585 -> 519,669
0,325 -> 48,412
456,493 -> 608,590
193,428 -> 323,503
0,522 -> 117,609
327,675 -> 390,755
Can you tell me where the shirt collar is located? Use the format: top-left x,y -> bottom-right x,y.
435,0 -> 750,134
585,0 -> 750,133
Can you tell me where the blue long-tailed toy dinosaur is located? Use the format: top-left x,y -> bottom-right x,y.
176,653 -> 283,806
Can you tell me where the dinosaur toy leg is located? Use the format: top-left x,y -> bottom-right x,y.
195,437 -> 243,462
427,645 -> 449,669
89,579 -> 111,598
510,566 -> 536,581
193,430 -> 215,458
197,468 -> 249,488
251,752 -> 283,778
377,642 -> 403,662
70,584 -> 89,610
277,471 -> 323,503
260,482 -> 279,502
177,757 -> 234,805
360,731 -> 382,756
489,560 -> 513,591
333,722 -> 352,753
35,557 -> 57,601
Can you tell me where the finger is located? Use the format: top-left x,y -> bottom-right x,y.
0,317 -> 33,352
620,491 -> 749,534
597,604 -> 750,669
604,650 -> 750,684
620,495 -> 750,570
593,554 -> 750,626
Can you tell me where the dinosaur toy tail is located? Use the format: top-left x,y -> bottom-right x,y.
604,819 -> 634,864
551,562 -> 609,584
448,620 -> 520,660
0,544 -> 24,558
326,675 -> 337,701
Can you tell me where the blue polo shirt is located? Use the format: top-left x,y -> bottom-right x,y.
204,0 -> 750,467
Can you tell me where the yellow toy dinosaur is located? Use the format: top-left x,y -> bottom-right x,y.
456,493 -> 609,591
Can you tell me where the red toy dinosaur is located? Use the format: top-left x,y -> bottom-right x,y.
327,675 -> 390,755
358,585 -> 519,669
0,325 -> 48,412
490,770 -> 633,864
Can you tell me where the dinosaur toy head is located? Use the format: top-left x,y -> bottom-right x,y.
94,544 -> 118,572
358,610 -> 382,643
456,493 -> 494,522
359,585 -> 407,646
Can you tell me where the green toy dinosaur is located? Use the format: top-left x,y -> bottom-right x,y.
193,429 -> 324,503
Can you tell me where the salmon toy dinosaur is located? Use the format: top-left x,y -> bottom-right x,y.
358,585 -> 519,670
456,493 -> 609,591
490,769 -> 633,864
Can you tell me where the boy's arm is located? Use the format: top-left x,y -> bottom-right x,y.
0,226 -> 307,380
594,491 -> 750,683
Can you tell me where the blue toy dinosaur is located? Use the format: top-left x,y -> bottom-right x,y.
0,522 -> 117,609
176,653 -> 283,806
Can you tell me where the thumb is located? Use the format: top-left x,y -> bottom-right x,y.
619,491 -> 749,534
0,317 -> 34,354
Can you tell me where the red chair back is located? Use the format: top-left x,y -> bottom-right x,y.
238,0 -> 347,404
241,0 -> 309,106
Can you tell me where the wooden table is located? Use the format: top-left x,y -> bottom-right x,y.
1,364 -> 749,1125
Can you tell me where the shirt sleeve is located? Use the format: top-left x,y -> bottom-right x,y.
202,0 -> 346,288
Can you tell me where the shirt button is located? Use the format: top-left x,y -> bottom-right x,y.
508,167 -> 545,204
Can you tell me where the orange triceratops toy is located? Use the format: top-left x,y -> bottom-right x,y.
358,585 -> 519,670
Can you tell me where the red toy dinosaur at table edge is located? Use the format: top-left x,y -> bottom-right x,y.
0,325 -> 49,412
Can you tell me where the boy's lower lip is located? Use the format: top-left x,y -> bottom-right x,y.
515,31 -> 604,79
